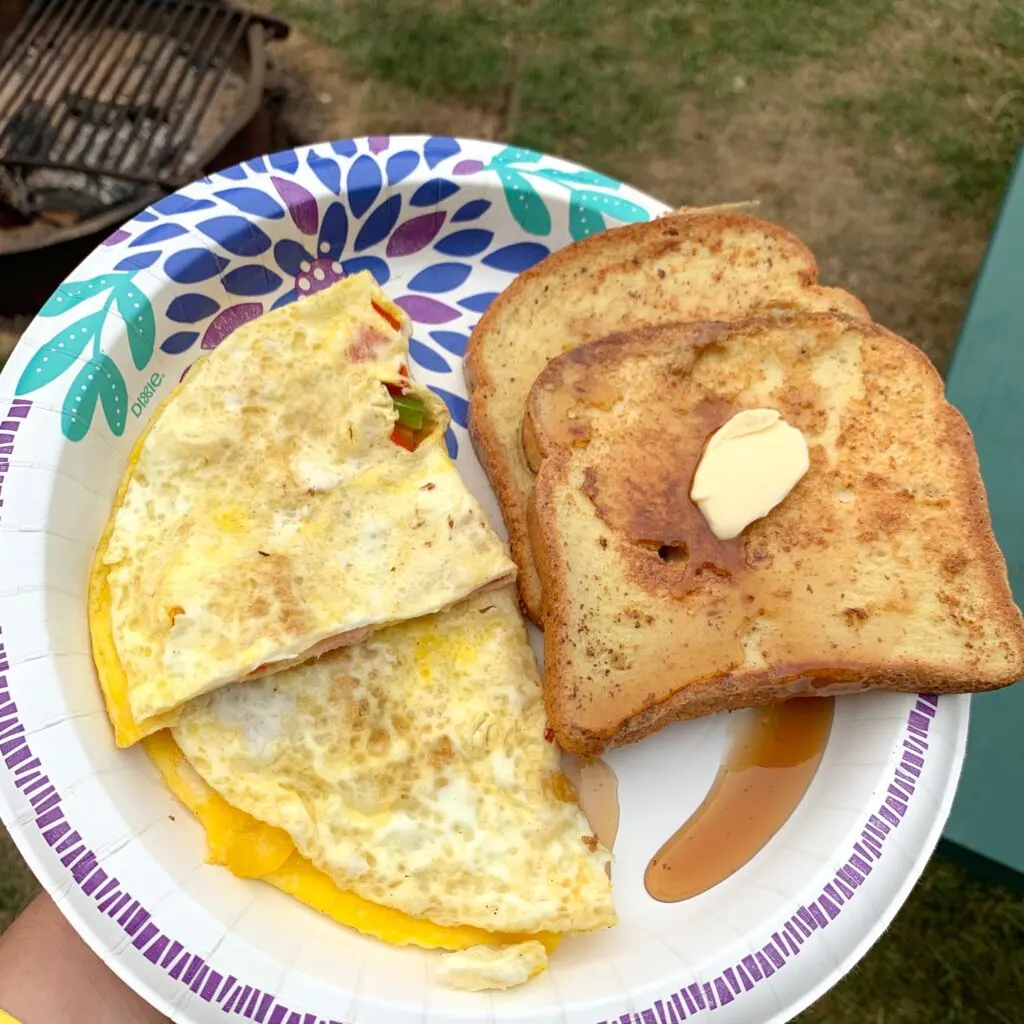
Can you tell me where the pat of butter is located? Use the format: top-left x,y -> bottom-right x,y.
690,409 -> 809,540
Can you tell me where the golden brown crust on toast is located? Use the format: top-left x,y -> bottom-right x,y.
465,210 -> 869,623
527,314 -> 1024,753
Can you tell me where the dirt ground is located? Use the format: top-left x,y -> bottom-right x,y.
0,316 -> 29,365
626,76 -> 988,372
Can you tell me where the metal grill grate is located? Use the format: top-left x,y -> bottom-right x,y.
0,0 -> 285,189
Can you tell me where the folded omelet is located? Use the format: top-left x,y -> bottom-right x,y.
172,589 -> 614,937
142,589 -> 614,985
141,722 -> 567,956
93,273 -> 515,742
90,274 -> 615,988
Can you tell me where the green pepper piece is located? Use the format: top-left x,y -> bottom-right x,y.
393,393 -> 427,430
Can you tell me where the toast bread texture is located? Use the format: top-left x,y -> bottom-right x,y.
525,314 -> 1024,753
465,210 -> 869,622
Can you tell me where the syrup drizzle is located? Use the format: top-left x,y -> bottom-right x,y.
563,754 -> 620,852
645,697 -> 834,902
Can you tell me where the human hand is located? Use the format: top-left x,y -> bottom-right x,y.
0,893 -> 166,1023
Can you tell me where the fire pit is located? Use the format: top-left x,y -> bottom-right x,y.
0,0 -> 288,314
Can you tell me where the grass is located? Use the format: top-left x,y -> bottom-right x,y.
0,829 -> 37,934
271,0 -> 1021,220
822,0 -> 1024,215
799,853 -> 1024,1024
271,0 -> 895,169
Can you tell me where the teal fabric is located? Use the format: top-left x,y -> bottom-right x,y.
942,145 -> 1024,875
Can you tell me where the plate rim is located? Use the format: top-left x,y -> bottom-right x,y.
0,134 -> 972,1024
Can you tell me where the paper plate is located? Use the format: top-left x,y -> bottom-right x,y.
0,136 -> 968,1024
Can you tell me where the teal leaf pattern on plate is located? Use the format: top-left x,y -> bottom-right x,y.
491,146 -> 543,165
532,166 -> 621,189
16,269 -> 156,438
486,150 -> 641,238
114,282 -> 156,370
571,189 -> 650,225
496,166 -> 551,236
62,353 -> 127,441
15,309 -> 107,395
37,275 -> 120,317
569,198 -> 606,241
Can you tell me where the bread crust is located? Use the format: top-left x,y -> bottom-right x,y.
526,314 -> 1024,753
465,210 -> 869,624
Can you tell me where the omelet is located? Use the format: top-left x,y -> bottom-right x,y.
172,588 -> 615,938
94,273 -> 515,740
89,273 -> 615,988
437,941 -> 550,991
142,729 -> 563,955
140,588 -> 614,988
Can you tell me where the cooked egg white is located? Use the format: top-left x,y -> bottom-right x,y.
143,729 -> 560,955
438,941 -> 550,991
94,272 -> 515,739
173,588 -> 616,937
87,273 -> 617,987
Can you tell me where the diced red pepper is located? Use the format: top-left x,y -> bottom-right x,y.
372,300 -> 402,332
390,424 -> 418,451
384,364 -> 413,397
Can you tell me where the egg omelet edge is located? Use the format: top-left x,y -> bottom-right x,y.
142,728 -> 561,954
89,387 -> 178,747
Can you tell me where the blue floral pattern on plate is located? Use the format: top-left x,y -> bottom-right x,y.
17,136 -> 656,442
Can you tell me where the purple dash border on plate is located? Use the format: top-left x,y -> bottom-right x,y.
0,397 -> 936,1024
597,694 -> 934,1024
0,400 -> 344,1024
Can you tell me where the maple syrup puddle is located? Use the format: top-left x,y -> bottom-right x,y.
645,697 -> 834,902
563,754 -> 620,853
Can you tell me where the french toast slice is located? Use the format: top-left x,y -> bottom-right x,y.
525,314 -> 1024,753
465,210 -> 870,623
